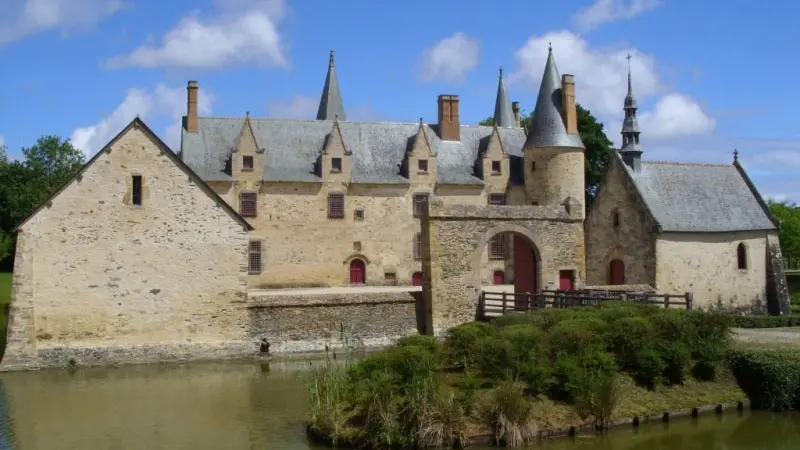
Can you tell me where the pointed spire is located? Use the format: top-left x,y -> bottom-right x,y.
316,50 -> 346,121
733,149 -> 739,163
493,67 -> 515,128
524,46 -> 584,149
619,53 -> 643,171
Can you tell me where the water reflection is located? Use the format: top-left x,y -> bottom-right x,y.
0,360 -> 795,450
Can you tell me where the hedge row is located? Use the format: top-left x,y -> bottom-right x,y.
730,315 -> 800,329
728,347 -> 800,411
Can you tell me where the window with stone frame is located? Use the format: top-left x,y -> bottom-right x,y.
239,192 -> 257,217
487,194 -> 507,259
331,157 -> 343,172
491,160 -> 501,174
248,240 -> 262,274
418,159 -> 428,172
328,193 -> 345,218
131,175 -> 143,206
242,155 -> 254,171
414,233 -> 422,260
354,208 -> 365,221
413,193 -> 429,218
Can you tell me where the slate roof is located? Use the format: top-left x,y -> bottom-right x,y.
620,155 -> 776,232
181,118 -> 528,186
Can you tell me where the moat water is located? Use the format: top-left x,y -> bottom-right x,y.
0,360 -> 797,450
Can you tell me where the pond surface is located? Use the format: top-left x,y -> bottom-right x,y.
0,360 -> 797,450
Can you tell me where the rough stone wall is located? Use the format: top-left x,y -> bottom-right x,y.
422,201 -> 585,332
1,126 -> 250,370
524,147 -> 585,219
585,157 -> 657,286
247,291 -> 419,353
655,231 -> 769,311
765,232 -> 790,315
209,126 -> 511,289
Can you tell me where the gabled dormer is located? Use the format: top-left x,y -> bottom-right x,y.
318,119 -> 351,183
231,113 -> 264,182
477,126 -> 510,189
401,119 -> 437,184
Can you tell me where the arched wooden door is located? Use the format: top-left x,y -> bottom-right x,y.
349,259 -> 366,285
493,270 -> 505,285
609,259 -> 625,285
412,271 -> 423,286
513,234 -> 537,295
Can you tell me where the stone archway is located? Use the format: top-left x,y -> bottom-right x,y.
420,200 -> 585,335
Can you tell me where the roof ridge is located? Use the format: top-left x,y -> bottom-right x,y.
643,160 -> 731,168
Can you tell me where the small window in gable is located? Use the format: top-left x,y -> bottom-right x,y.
131,175 -> 142,206
354,208 -> 365,221
331,157 -> 342,172
491,160 -> 501,174
613,210 -> 620,227
737,243 -> 747,270
242,155 -> 254,171
413,193 -> 429,218
239,192 -> 257,217
418,159 -> 428,172
328,193 -> 345,218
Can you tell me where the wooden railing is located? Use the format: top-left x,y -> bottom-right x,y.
478,289 -> 693,319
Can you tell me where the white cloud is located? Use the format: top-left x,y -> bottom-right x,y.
106,0 -> 287,70
70,84 -> 213,157
572,0 -> 662,31
0,0 -> 125,44
511,30 -> 714,144
267,94 -> 382,121
418,32 -> 480,83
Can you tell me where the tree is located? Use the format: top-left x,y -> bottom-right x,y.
768,200 -> 800,257
0,136 -> 85,269
479,104 -> 615,206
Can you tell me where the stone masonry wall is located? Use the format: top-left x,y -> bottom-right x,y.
247,291 -> 419,353
585,156 -> 657,286
1,125 -> 251,370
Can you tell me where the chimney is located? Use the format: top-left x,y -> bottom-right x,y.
512,101 -> 521,128
186,80 -> 199,133
437,95 -> 460,141
561,75 -> 578,135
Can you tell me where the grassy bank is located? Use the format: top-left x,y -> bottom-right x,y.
307,304 -> 747,448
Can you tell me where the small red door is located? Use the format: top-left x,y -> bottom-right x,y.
412,271 -> 423,286
558,270 -> 574,291
349,259 -> 366,285
493,270 -> 505,285
609,260 -> 625,285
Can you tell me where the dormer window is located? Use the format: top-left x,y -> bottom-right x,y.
491,160 -> 501,174
242,155 -> 254,171
418,159 -> 428,172
331,157 -> 342,173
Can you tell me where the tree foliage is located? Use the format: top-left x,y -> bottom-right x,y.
0,136 -> 85,269
768,200 -> 800,257
479,104 -> 615,206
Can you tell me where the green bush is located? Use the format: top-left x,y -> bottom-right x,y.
633,346 -> 666,388
609,316 -> 655,368
731,315 -> 800,329
474,325 -> 550,394
551,348 -> 617,403
395,334 -> 443,358
443,322 -> 494,370
546,317 -> 609,358
691,360 -> 718,382
659,341 -> 691,385
594,302 -> 660,324
686,310 -> 732,362
728,348 -> 800,411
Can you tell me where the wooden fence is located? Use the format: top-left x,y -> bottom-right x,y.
478,289 -> 693,319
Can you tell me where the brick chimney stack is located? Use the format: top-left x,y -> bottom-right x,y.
437,94 -> 460,141
561,75 -> 578,135
512,101 -> 521,128
186,80 -> 199,133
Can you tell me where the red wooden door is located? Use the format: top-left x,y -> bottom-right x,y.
412,271 -> 423,286
609,260 -> 625,285
349,259 -> 366,285
493,270 -> 505,285
513,235 -> 538,310
559,270 -> 574,291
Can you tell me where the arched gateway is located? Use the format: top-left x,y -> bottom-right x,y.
418,199 -> 585,335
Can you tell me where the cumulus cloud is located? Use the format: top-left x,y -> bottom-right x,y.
106,0 -> 288,70
572,0 -> 662,31
418,32 -> 480,83
70,84 -> 213,157
511,30 -> 715,144
0,0 -> 125,44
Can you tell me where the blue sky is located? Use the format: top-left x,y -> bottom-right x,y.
1,0 -> 798,201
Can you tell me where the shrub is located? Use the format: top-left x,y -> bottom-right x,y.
686,310 -> 732,362
307,361 -> 355,445
551,348 -> 617,404
691,360 -> 718,382
525,308 -> 583,331
418,387 -> 469,448
731,315 -> 800,329
443,322 -> 494,370
481,380 -> 538,447
395,334 -> 443,358
594,302 -> 660,324
659,341 -> 691,385
609,316 -> 655,368
571,369 -> 621,430
473,326 -> 550,394
546,317 -> 610,358
729,348 -> 800,411
633,346 -> 666,388
492,312 -> 537,328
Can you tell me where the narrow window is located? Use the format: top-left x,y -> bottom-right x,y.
239,192 -> 257,217
354,208 -> 365,221
413,193 -> 429,218
353,241 -> 362,252
418,159 -> 428,172
414,233 -> 422,260
328,193 -> 345,218
488,193 -> 506,205
384,272 -> 397,284
489,233 -> 507,260
131,175 -> 142,206
737,243 -> 747,270
331,157 -> 342,172
491,160 -> 501,174
613,210 -> 620,227
248,240 -> 262,274
530,161 -> 536,171
242,155 -> 254,170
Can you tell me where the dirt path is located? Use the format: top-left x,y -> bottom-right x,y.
733,327 -> 800,347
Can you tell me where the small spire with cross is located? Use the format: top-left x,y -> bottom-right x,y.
499,66 -> 503,77
626,52 -> 633,71
548,42 -> 552,52
329,50 -> 335,68
733,149 -> 739,163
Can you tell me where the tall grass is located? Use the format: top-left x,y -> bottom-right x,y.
481,380 -> 538,447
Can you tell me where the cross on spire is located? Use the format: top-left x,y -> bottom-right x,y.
733,149 -> 739,162
626,53 -> 632,71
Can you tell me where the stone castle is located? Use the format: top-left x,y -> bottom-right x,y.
0,48 -> 789,370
